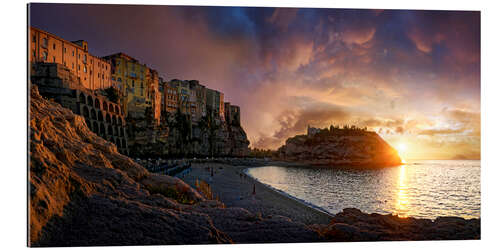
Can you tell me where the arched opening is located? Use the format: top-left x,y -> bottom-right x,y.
107,125 -> 113,136
94,98 -> 100,109
115,105 -> 120,114
112,115 -> 117,125
82,106 -> 89,118
117,118 -> 122,126
120,127 -> 124,136
122,139 -> 127,148
91,109 -> 97,120
87,95 -> 93,106
79,93 -> 86,104
109,103 -> 114,113
106,113 -> 111,123
103,101 -> 108,111
92,121 -> 99,134
100,123 -> 106,135
98,111 -> 103,121
116,139 -> 122,148
85,119 -> 91,129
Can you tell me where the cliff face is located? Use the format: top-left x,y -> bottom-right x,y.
29,85 -> 317,246
277,129 -> 401,167
127,119 -> 250,158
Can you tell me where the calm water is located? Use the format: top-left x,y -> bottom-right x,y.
246,160 -> 480,219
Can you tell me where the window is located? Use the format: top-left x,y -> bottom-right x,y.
63,47 -> 66,53
42,38 -> 47,48
72,63 -> 74,69
78,65 -> 80,71
53,43 -> 56,50
32,35 -> 36,43
72,50 -> 75,56
42,51 -> 47,61
132,80 -> 135,87
84,65 -> 87,73
78,53 -> 80,59
84,55 -> 87,62
53,56 -> 56,62
98,73 -> 100,78
118,77 -> 122,82
32,50 -> 36,58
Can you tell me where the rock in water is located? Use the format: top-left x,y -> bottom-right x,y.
277,127 -> 401,168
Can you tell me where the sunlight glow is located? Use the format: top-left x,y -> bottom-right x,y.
395,165 -> 409,218
397,143 -> 407,153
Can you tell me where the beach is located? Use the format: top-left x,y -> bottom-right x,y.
181,162 -> 334,225
181,160 -> 480,241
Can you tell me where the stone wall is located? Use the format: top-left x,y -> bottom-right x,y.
31,62 -> 129,155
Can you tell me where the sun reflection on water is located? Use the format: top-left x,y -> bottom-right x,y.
395,165 -> 409,218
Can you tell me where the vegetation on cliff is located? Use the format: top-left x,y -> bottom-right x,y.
277,125 -> 402,167
127,106 -> 250,158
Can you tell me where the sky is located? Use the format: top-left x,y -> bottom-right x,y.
29,4 -> 480,160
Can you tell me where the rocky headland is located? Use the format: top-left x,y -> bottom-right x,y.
277,126 -> 402,167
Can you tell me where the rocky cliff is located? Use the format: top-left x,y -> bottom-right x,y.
28,85 -> 318,246
126,117 -> 250,158
277,127 -> 401,167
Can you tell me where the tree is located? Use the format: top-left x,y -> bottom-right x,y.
173,108 -> 192,156
104,87 -> 120,103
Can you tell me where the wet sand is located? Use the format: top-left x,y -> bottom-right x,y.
180,162 -> 333,225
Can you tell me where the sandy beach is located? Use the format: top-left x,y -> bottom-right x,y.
180,162 -> 334,225
180,160 -> 480,241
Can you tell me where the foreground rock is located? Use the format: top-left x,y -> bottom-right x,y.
29,85 -> 320,246
277,126 -> 401,168
311,208 -> 480,241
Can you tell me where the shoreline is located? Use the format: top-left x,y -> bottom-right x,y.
180,159 -> 480,222
180,161 -> 334,225
241,166 -> 335,218
180,160 -> 480,241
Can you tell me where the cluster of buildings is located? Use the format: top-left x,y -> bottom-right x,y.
29,26 -> 241,127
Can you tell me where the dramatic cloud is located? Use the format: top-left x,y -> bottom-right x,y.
30,5 -> 480,159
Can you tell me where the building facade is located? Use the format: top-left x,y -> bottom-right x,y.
161,80 -> 179,113
224,102 -> 241,125
206,88 -> 225,121
103,53 -> 160,124
188,80 -> 207,122
29,27 -> 112,90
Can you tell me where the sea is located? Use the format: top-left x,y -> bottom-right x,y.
245,160 -> 480,219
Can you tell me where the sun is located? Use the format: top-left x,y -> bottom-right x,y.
397,143 -> 407,153
396,143 -> 408,163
